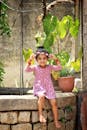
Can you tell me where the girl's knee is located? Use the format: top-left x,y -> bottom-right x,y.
50,99 -> 57,107
38,96 -> 45,103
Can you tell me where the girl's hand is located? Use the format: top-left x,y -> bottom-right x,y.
29,53 -> 35,60
49,54 -> 56,60
27,53 -> 35,65
49,54 -> 60,65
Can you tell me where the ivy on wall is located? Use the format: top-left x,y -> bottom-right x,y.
0,0 -> 11,36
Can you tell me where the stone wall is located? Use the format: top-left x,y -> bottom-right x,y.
0,92 -> 76,130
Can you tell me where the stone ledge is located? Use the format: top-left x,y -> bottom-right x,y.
0,92 -> 76,111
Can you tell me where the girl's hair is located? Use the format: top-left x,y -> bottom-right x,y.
35,46 -> 49,59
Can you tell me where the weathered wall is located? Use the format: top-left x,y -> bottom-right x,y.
0,93 -> 76,130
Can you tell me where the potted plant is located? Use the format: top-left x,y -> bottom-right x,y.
55,50 -> 81,92
50,49 -> 81,92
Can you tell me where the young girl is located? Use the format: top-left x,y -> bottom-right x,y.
25,46 -> 62,128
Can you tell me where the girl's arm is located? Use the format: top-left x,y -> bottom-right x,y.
49,54 -> 62,71
24,64 -> 35,72
24,54 -> 35,72
50,64 -> 62,71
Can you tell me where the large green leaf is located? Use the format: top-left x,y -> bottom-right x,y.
58,22 -> 67,39
23,48 -> 33,62
43,14 -> 58,36
70,18 -> 80,38
44,33 -> 55,53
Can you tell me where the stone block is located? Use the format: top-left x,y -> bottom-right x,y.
47,109 -> 65,122
1,112 -> 17,124
65,120 -> 75,130
32,110 -> 47,123
59,109 -> 65,119
12,123 -> 32,130
32,111 -> 39,123
56,94 -> 76,108
0,95 -> 38,111
65,106 -> 76,120
48,122 -> 65,130
33,123 -> 47,130
18,111 -> 31,123
47,110 -> 53,121
44,100 -> 51,109
0,125 -> 10,130
43,110 -> 48,121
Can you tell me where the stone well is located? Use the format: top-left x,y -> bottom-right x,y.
0,92 -> 76,130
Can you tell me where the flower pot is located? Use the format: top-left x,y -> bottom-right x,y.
58,76 -> 75,92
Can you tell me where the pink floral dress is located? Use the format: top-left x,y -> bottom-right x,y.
25,65 -> 62,99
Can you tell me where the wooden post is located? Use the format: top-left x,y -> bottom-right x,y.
82,0 -> 87,90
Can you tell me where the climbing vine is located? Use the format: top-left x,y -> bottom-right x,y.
0,0 -> 11,36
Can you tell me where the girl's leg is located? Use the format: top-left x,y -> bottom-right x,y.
49,99 -> 61,128
38,96 -> 46,123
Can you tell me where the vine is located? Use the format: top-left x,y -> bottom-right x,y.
0,0 -> 11,36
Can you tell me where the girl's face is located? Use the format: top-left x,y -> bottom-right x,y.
36,54 -> 48,67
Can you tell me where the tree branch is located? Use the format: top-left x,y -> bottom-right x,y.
42,0 -> 47,19
47,0 -> 74,11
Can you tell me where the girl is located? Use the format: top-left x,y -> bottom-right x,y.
25,46 -> 62,128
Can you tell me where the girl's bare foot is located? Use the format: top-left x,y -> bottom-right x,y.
54,121 -> 61,128
39,115 -> 46,123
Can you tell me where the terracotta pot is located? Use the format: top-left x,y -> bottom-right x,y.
58,76 -> 75,92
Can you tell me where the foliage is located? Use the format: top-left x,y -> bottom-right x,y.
60,105 -> 73,123
0,0 -> 11,36
60,117 -> 66,123
52,49 -> 82,78
56,51 -> 70,66
23,48 -> 34,64
59,50 -> 81,77
59,68 -> 74,77
0,62 -> 5,87
35,14 -> 80,53
64,105 -> 73,112
35,32 -> 46,47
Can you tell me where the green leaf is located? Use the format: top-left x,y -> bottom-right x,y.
70,18 -> 80,38
43,14 -> 58,36
70,58 -> 81,72
23,48 -> 33,62
56,51 -> 70,66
